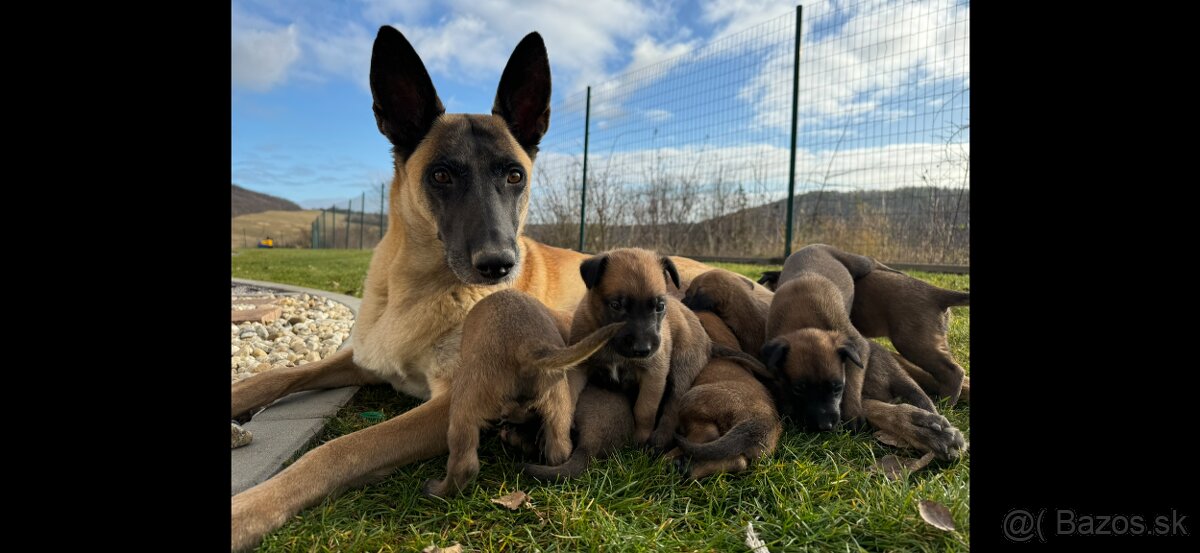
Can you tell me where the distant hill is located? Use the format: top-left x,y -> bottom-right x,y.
232,184 -> 302,217
232,210 -> 321,249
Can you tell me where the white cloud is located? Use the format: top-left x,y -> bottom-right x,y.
231,7 -> 302,92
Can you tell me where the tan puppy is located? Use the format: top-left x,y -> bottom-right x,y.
664,312 -> 781,479
570,248 -> 712,451
423,290 -> 621,497
681,269 -> 773,356
764,279 -> 965,460
516,385 -> 634,481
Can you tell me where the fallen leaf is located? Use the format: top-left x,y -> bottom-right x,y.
745,522 -> 770,553
874,431 -> 912,449
422,544 -> 463,553
491,490 -> 529,510
871,452 -> 939,480
918,500 -> 956,531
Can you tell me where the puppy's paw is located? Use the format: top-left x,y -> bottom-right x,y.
938,370 -> 966,407
906,409 -> 966,461
422,478 -> 449,498
649,426 -> 676,453
634,426 -> 653,445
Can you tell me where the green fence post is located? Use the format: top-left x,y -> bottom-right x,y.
346,200 -> 352,248
784,4 -> 804,259
360,192 -> 366,249
331,205 -> 336,248
577,86 -> 591,252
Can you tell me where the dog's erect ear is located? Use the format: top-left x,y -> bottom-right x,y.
660,257 -> 681,290
761,339 -> 789,373
579,255 -> 608,290
741,276 -> 755,290
493,32 -> 552,155
836,336 -> 864,369
370,26 -> 445,159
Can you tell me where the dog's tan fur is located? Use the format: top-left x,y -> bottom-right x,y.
681,269 -> 773,359
423,289 -> 621,497
664,312 -> 781,479
230,30 -> 717,551
517,385 -> 634,481
571,248 -> 712,450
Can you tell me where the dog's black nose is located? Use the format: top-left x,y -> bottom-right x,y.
473,251 -> 516,280
817,420 -> 834,431
630,344 -> 653,357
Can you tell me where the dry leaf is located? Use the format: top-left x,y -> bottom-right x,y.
874,431 -> 912,449
491,490 -> 529,510
918,500 -> 956,531
422,544 -> 462,553
745,522 -> 770,553
872,452 -> 939,480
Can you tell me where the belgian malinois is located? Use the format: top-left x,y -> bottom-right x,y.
230,28 -> 716,551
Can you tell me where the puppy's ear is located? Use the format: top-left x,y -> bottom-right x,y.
741,277 -> 755,290
760,338 -> 789,373
493,32 -> 552,155
579,255 -> 608,290
660,256 -> 681,290
757,271 -> 780,290
836,336 -> 864,369
370,26 -> 445,159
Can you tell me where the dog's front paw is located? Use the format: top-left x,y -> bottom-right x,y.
938,369 -> 966,407
649,426 -> 676,453
905,409 -> 966,461
634,426 -> 653,445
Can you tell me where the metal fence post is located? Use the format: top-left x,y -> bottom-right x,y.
360,191 -> 366,249
784,4 -> 804,259
331,205 -> 337,248
577,86 -> 591,252
346,200 -> 352,249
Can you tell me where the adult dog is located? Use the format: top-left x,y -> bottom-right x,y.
230,27 -> 715,550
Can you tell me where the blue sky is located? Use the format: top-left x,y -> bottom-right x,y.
232,0 -> 969,209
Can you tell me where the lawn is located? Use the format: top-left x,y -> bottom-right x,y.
232,248 -> 970,552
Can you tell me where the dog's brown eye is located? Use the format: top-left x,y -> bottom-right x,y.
655,300 -> 666,313
507,170 -> 523,184
608,300 -> 622,311
432,170 -> 450,184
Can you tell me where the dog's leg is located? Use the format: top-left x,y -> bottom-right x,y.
632,371 -> 668,446
862,398 -> 964,461
424,404 -> 482,498
535,382 -> 575,466
889,368 -> 938,413
840,338 -> 870,422
889,351 -> 970,406
649,393 -> 685,452
231,348 -> 384,419
231,393 -> 450,552
892,324 -> 966,407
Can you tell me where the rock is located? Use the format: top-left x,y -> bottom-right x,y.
306,351 -> 321,362
231,423 -> 253,448
239,331 -> 257,340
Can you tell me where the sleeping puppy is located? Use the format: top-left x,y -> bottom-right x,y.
423,289 -> 622,497
681,270 -> 773,356
570,248 -> 712,452
759,249 -> 970,405
776,243 -> 895,311
663,312 -> 781,479
763,280 -> 964,460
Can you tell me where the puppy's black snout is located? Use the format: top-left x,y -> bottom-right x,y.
817,420 -> 834,431
630,343 -> 653,357
472,250 -> 516,280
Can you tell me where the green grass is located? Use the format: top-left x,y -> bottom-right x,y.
234,249 -> 970,552
232,248 -> 374,297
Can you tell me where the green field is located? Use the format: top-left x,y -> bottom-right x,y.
232,248 -> 970,552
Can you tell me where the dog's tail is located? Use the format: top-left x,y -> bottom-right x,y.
532,322 -> 623,372
711,343 -> 775,382
675,417 -> 773,461
521,448 -> 592,481
935,289 -> 970,308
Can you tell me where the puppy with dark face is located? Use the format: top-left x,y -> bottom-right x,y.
663,312 -> 781,479
681,270 -> 773,356
759,248 -> 970,406
423,290 -> 622,497
763,278 -> 964,460
571,248 -> 712,451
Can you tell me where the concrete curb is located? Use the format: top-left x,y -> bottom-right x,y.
230,278 -> 362,495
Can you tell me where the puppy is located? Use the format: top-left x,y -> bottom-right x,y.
515,385 -> 634,480
570,248 -> 712,451
760,253 -> 970,406
664,312 -> 781,479
423,289 -> 622,497
851,269 -> 970,405
776,243 -> 895,312
763,280 -> 964,460
681,270 -> 773,356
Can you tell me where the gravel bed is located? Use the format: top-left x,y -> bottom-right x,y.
230,292 -> 354,383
